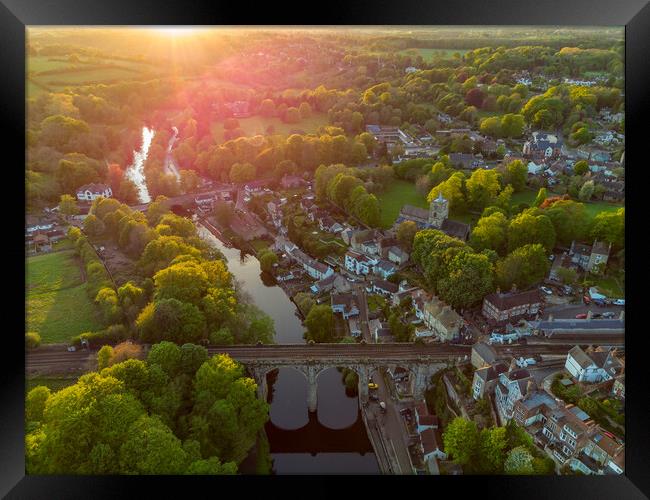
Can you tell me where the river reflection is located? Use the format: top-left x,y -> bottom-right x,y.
198,227 -> 379,473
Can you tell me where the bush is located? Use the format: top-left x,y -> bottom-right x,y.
70,324 -> 128,348
26,332 -> 41,349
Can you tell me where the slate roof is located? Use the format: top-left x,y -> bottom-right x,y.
484,289 -> 541,310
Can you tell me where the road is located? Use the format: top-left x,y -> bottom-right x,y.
543,303 -> 624,320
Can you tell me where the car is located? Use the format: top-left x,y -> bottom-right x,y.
563,285 -> 573,294
602,312 -> 616,319
592,313 -> 603,319
368,383 -> 379,390
575,313 -> 588,319
540,286 -> 553,295
613,299 -> 625,306
370,394 -> 379,401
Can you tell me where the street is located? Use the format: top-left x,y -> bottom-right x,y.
542,303 -> 624,320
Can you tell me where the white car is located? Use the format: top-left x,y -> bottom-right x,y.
613,299 -> 625,306
540,286 -> 553,295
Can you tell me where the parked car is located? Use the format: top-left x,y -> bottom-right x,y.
613,299 -> 625,306
368,383 -> 379,390
540,286 -> 553,295
379,402 -> 387,413
563,285 -> 574,295
592,313 -> 603,319
602,312 -> 616,319
575,313 -> 588,319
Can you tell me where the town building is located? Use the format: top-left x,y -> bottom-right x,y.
565,346 -> 623,383
522,132 -> 563,159
482,289 -> 542,324
471,341 -> 498,369
331,292 -> 360,320
472,362 -> 509,400
569,240 -> 611,272
345,251 -> 378,276
394,193 -> 470,241
422,296 -> 463,342
529,316 -> 624,338
495,364 -> 535,423
387,246 -> 409,266
76,183 -> 113,202
374,259 -> 397,280
367,279 -> 399,298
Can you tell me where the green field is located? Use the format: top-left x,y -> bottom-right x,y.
26,375 -> 78,393
210,113 -> 328,144
377,179 -> 429,228
510,188 -> 623,219
592,276 -> 624,298
27,250 -> 102,344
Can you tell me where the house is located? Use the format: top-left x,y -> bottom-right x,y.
243,179 -> 269,194
394,193 -> 471,241
349,229 -> 381,254
331,292 -> 360,320
565,346 -> 623,383
471,342 -> 498,369
610,375 -> 625,401
76,183 -> 113,202
494,364 -> 535,422
522,132 -> 563,159
344,251 -> 378,276
549,253 -> 578,282
318,216 -> 344,234
482,289 -> 542,324
472,362 -> 508,400
374,259 -> 397,280
582,431 -> 625,475
449,153 -> 484,170
588,241 -> 611,273
46,229 -> 66,242
280,174 -> 307,189
367,279 -> 399,298
420,428 -> 447,463
540,405 -> 595,467
195,193 -> 215,207
32,233 -> 51,252
414,401 -> 439,433
372,322 -> 393,343
311,273 -> 351,294
422,296 -> 463,342
387,246 -> 409,265
348,318 -> 362,337
303,259 -> 334,280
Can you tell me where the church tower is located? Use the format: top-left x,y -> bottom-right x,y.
429,192 -> 449,228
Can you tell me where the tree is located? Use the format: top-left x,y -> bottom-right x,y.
465,87 -> 485,107
579,180 -> 595,201
153,261 -> 209,306
117,178 -> 139,205
284,107 -> 301,124
427,171 -> 466,212
180,170 -> 200,194
533,187 -> 547,207
543,200 -> 590,245
58,194 -> 78,217
437,251 -> 494,309
26,385 -> 51,422
258,99 -> 276,117
470,211 -> 508,255
478,426 -> 508,473
443,417 -> 479,466
258,249 -> 278,273
396,221 -> 418,251
95,287 -> 122,324
229,162 -> 256,184
496,244 -> 550,290
573,160 -> 589,176
503,160 -> 528,192
590,208 -> 624,249
26,331 -> 41,349
136,298 -> 206,345
97,345 -> 114,370
146,196 -> 170,226
504,446 -> 534,474
304,304 -> 335,343
83,213 -> 106,237
500,113 -> 525,138
298,102 -> 312,119
507,213 -> 556,253
466,169 -> 501,212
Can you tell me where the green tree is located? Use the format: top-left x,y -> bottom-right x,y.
58,194 -> 78,217
304,304 -> 335,343
470,211 -> 508,255
136,299 -> 206,345
437,251 -> 494,309
229,162 -> 256,184
543,200 -> 590,245
258,249 -> 278,273
442,417 -> 479,466
396,220 -> 418,251
590,208 -> 624,249
95,287 -> 122,324
507,212 -> 556,253
578,180 -> 595,201
83,213 -> 106,237
573,160 -> 589,176
26,385 -> 51,422
556,267 -> 578,285
466,169 -> 501,212
504,446 -> 535,475
97,345 -> 114,370
478,426 -> 508,473
533,187 -> 547,207
496,244 -> 550,291
26,331 -> 41,349
503,160 -> 528,192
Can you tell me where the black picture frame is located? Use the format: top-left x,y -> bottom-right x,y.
4,0 -> 648,497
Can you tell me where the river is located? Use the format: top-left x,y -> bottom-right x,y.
124,126 -> 155,204
197,226 -> 379,474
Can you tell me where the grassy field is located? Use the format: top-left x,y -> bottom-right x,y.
210,113 -> 328,144
510,188 -> 623,219
27,250 -> 102,344
377,180 -> 429,228
26,375 -> 78,393
591,276 -> 624,298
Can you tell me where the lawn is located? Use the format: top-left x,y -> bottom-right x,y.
210,113 -> 328,144
27,250 -> 103,343
591,275 -> 624,298
510,188 -> 623,220
26,375 -> 78,393
377,179 -> 428,228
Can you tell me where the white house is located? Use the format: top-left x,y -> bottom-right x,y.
565,346 -> 623,383
344,251 -> 378,276
420,428 -> 447,462
303,259 -> 334,280
76,183 -> 113,202
331,293 -> 360,320
374,259 -> 397,280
